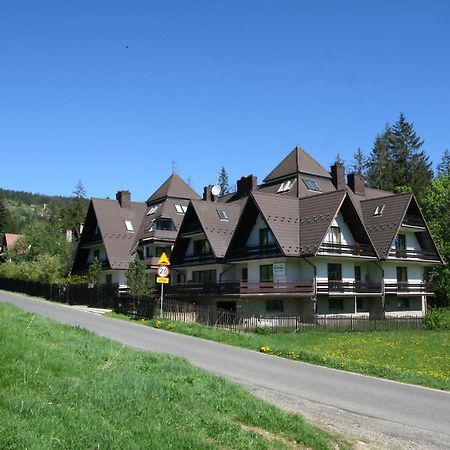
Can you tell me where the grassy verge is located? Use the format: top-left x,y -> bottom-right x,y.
0,303 -> 349,450
106,313 -> 450,391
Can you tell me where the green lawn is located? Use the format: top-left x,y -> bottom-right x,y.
108,314 -> 450,391
0,303 -> 349,450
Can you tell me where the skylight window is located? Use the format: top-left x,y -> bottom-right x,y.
303,179 -> 322,192
277,179 -> 294,193
373,205 -> 385,216
217,209 -> 229,220
147,204 -> 160,215
124,220 -> 134,232
175,204 -> 188,214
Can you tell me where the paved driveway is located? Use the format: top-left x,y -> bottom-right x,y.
2,290 -> 449,449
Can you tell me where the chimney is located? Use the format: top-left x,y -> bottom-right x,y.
236,175 -> 257,197
203,185 -> 217,202
116,190 -> 131,208
330,163 -> 346,190
347,174 -> 365,196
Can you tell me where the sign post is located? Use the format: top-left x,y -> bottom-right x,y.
156,252 -> 170,317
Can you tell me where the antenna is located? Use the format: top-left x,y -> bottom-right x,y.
211,184 -> 221,196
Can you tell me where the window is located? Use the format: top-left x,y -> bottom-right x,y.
277,179 -> 294,193
192,270 -> 216,283
397,266 -> 408,291
93,249 -> 100,260
154,219 -> 174,231
217,209 -> 228,220
303,179 -> 321,192
241,268 -> 248,281
373,205 -> 385,216
174,204 -> 188,214
105,274 -> 112,284
259,228 -> 273,246
328,263 -> 342,281
329,299 -> 344,310
147,204 -> 160,215
260,264 -> 273,281
326,226 -> 341,245
397,298 -> 411,309
354,266 -> 361,282
124,220 -> 134,232
146,246 -> 152,258
194,239 -> 210,256
266,300 -> 283,312
156,247 -> 171,257
395,234 -> 407,258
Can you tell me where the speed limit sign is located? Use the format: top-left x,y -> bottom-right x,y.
157,265 -> 170,277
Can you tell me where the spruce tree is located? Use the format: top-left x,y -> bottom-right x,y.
126,257 -> 153,298
437,149 -> 450,178
349,147 -> 367,176
218,166 -> 230,195
0,198 -> 10,235
366,129 -> 393,191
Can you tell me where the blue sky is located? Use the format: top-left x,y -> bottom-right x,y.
1,1 -> 449,201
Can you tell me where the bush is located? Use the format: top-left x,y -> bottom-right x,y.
423,308 -> 450,330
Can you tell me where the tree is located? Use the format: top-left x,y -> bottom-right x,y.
421,176 -> 450,306
0,197 -> 11,235
366,129 -> 393,191
87,257 -> 103,286
349,147 -> 366,176
218,166 -> 230,195
126,257 -> 153,298
437,149 -> 450,178
334,153 -> 346,166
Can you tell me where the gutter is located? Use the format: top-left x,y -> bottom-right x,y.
302,256 -> 318,316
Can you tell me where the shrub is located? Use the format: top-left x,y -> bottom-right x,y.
423,308 -> 450,330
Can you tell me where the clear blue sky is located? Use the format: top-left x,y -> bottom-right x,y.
1,1 -> 449,201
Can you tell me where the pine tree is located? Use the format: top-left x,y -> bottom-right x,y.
218,166 -> 230,195
349,147 -> 367,176
437,149 -> 450,178
366,129 -> 393,191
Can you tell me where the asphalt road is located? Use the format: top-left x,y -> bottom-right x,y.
2,290 -> 450,449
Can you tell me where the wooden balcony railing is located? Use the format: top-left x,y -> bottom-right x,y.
402,215 -> 425,228
227,243 -> 281,260
178,253 -> 217,265
317,280 -> 382,295
318,242 -> 376,257
388,248 -> 439,261
384,281 -> 431,294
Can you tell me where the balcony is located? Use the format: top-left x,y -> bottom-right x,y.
79,233 -> 103,248
176,253 -> 217,266
227,243 -> 281,261
318,242 -> 376,257
388,248 -> 439,261
168,280 -> 314,296
317,280 -> 382,296
402,215 -> 425,228
384,281 -> 432,295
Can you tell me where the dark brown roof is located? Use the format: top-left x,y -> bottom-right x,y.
146,174 -> 200,204
189,200 -> 241,258
360,193 -> 412,259
263,146 -> 331,182
78,198 -> 147,270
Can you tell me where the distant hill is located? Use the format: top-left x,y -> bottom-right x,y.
0,188 -> 89,234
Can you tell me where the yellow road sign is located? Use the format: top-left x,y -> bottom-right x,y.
157,277 -> 169,284
157,252 -> 170,266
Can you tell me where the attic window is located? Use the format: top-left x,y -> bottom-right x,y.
175,204 -> 188,214
303,179 -> 321,192
277,179 -> 294,193
373,205 -> 385,216
217,209 -> 228,220
124,220 -> 134,232
147,204 -> 160,215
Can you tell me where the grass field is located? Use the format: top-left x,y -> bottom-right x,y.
107,314 -> 450,391
0,303 -> 349,450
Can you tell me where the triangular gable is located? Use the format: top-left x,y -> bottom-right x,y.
263,146 -> 331,183
146,174 -> 200,205
299,190 -> 346,256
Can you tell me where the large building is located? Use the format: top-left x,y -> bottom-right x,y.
169,147 -> 443,320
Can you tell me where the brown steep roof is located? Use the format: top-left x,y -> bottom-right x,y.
88,198 -> 146,270
189,200 -> 241,258
263,146 -> 331,182
146,173 -> 200,204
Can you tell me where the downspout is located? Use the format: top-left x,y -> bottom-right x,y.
302,256 -> 317,319
219,263 -> 235,295
373,261 -> 385,318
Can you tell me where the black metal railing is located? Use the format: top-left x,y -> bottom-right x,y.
227,243 -> 281,260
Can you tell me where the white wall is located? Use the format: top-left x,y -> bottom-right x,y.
246,215 -> 273,246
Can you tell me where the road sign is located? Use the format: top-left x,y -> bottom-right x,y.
157,265 -> 170,277
157,277 -> 169,284
157,252 -> 170,266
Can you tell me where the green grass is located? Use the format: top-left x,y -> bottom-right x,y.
0,303 -> 349,450
107,313 -> 450,391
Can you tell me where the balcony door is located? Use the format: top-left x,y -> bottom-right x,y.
328,263 -> 342,291
395,234 -> 406,258
396,266 -> 408,291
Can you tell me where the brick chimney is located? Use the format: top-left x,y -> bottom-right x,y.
236,175 -> 257,197
347,174 -> 365,196
203,185 -> 217,202
330,163 -> 346,190
116,190 -> 131,208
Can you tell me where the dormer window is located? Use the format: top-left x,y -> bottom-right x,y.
277,179 -> 294,193
373,205 -> 385,216
217,209 -> 228,220
154,219 -> 174,231
124,220 -> 134,232
147,204 -> 160,215
303,179 -> 321,192
174,204 -> 188,214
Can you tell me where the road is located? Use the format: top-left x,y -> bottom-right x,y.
2,290 -> 449,449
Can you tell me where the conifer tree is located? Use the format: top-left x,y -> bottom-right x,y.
0,198 -> 10,235
126,257 -> 153,298
366,129 -> 393,191
218,166 -> 230,195
437,149 -> 450,178
349,147 -> 367,176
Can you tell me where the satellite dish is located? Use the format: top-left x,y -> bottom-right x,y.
211,184 -> 221,196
